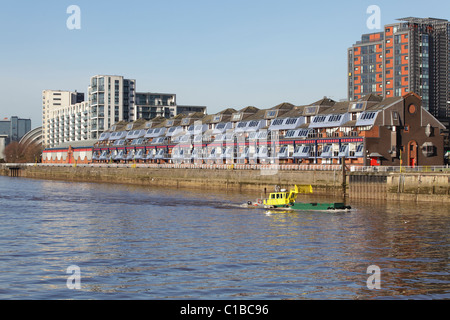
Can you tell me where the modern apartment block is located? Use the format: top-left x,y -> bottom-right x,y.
42,90 -> 85,147
135,92 -> 177,119
348,17 -> 450,120
135,93 -> 207,119
46,101 -> 90,147
88,75 -> 136,140
42,75 -> 207,148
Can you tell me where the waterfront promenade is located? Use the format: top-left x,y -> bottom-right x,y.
1,163 -> 449,202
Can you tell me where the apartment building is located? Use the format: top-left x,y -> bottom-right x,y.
135,92 -> 177,119
42,90 -> 84,148
42,75 -> 207,148
47,101 -> 90,147
348,17 -> 450,120
88,75 -> 136,140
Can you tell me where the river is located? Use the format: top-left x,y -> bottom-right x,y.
0,175 -> 448,300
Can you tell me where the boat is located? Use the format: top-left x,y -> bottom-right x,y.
246,185 -> 351,211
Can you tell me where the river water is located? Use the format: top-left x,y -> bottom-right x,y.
0,175 -> 448,300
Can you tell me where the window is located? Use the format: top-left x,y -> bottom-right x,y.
257,131 -> 268,140
304,106 -> 317,115
248,120 -> 260,127
286,118 -> 298,125
351,103 -> 365,111
360,112 -> 376,120
328,114 -> 342,122
285,130 -> 296,138
271,119 -> 284,126
313,115 -> 327,123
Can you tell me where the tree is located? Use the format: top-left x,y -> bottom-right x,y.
4,141 -> 42,163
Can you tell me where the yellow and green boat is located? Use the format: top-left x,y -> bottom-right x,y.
247,185 -> 351,211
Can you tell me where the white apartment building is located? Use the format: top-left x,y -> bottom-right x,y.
42,90 -> 84,148
47,101 -> 90,147
88,75 -> 136,140
43,75 -> 206,148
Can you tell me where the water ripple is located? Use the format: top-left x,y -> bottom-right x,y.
0,176 -> 449,299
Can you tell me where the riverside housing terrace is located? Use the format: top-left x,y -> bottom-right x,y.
43,92 -> 446,167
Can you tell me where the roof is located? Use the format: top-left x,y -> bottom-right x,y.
274,107 -> 304,119
318,101 -> 350,115
357,94 -> 383,103
54,139 -> 98,148
110,121 -> 129,132
130,118 -> 148,130
244,109 -> 267,121
309,97 -> 336,106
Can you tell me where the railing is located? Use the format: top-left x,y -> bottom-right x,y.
18,163 -> 450,173
37,163 -> 344,171
349,165 -> 450,173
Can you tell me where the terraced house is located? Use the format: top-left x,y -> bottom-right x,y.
43,92 -> 446,167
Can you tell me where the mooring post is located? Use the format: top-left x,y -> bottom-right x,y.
341,157 -> 347,198
9,166 -> 20,177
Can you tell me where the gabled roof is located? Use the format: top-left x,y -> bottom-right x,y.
130,118 -> 149,130
238,106 -> 260,114
111,121 -> 129,132
244,109 -> 267,121
365,96 -> 402,111
309,97 -> 336,106
318,101 -> 350,115
274,107 -> 304,119
217,108 -> 237,115
357,94 -> 383,103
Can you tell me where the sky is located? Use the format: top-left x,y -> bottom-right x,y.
0,0 -> 449,129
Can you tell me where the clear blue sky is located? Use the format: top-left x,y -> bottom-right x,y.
0,0 -> 449,129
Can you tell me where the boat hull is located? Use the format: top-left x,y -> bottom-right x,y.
274,202 -> 350,211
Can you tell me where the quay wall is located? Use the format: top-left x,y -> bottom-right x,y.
1,164 -> 449,202
349,172 -> 450,202
0,164 -> 345,195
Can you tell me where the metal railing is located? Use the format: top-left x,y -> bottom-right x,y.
349,165 -> 450,173
36,162 -> 344,171
11,163 -> 450,173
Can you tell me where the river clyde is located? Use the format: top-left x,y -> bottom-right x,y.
0,175 -> 448,300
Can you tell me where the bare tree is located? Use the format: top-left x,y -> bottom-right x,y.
4,141 -> 42,163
